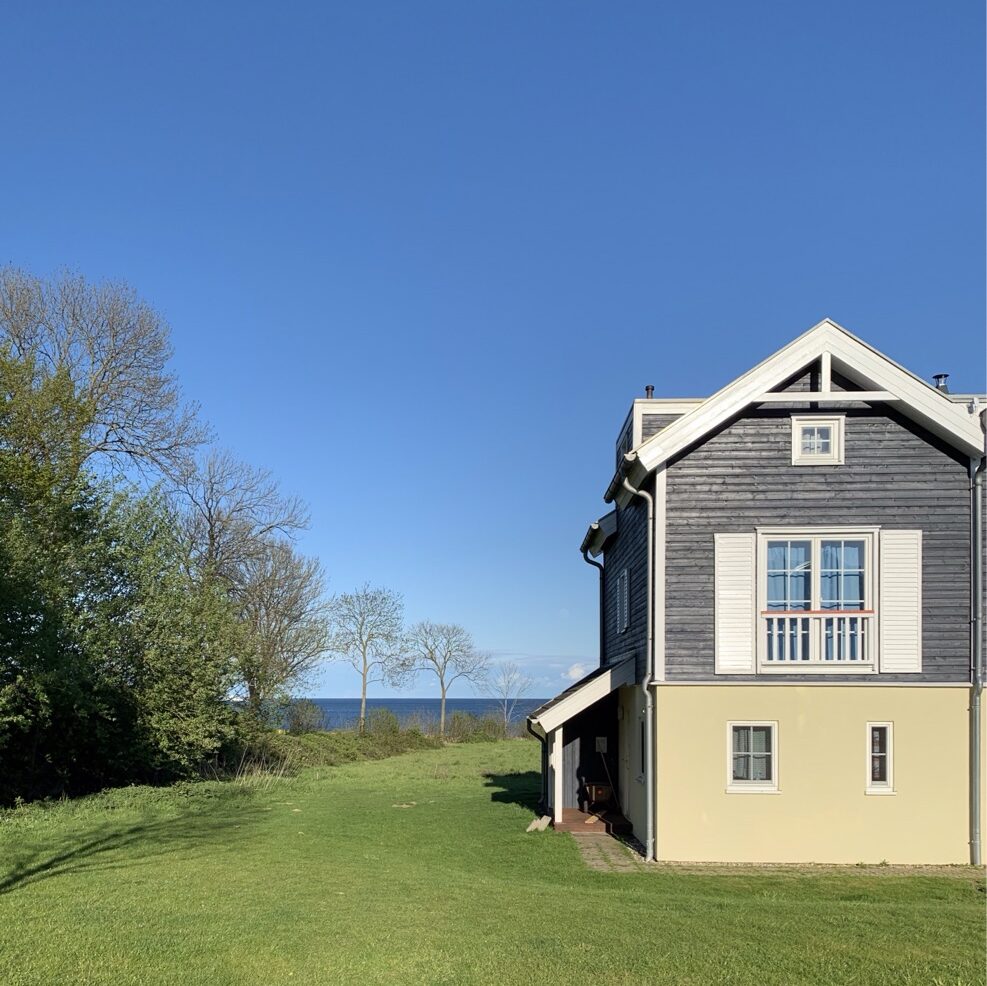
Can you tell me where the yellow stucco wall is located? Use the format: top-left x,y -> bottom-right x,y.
654,684 -> 985,864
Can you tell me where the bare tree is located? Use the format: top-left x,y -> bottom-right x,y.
327,584 -> 406,733
173,448 -> 309,584
486,661 -> 534,731
401,622 -> 488,736
235,539 -> 332,720
0,267 -> 208,476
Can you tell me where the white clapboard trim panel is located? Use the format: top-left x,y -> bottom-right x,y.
879,530 -> 923,673
714,533 -> 756,674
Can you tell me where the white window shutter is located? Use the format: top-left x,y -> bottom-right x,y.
714,533 -> 756,674
879,530 -> 922,673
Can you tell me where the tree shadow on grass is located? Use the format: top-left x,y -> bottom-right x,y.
483,771 -> 541,814
0,792 -> 266,896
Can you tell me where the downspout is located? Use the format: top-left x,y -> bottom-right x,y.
622,473 -> 655,862
970,446 -> 985,866
582,548 -> 605,665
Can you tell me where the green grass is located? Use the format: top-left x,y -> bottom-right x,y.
0,741 -> 983,985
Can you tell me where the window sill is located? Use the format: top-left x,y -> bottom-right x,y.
865,788 -> 896,797
726,786 -> 780,795
757,663 -> 876,675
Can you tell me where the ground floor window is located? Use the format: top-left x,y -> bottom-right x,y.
866,722 -> 894,794
727,721 -> 778,793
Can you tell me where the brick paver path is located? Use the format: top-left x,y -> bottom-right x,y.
570,833 -> 645,873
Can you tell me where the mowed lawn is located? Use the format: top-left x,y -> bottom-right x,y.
0,741 -> 983,985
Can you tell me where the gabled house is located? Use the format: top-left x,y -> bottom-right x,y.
528,320 -> 986,864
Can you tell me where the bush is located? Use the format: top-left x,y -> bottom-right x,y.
249,725 -> 442,769
367,708 -> 400,736
286,700 -> 326,735
445,712 -> 507,743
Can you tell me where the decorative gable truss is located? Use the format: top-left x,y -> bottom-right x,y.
609,319 -> 984,506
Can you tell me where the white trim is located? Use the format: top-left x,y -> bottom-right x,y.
631,400 -> 704,447
531,658 -> 636,735
653,465 -> 667,682
865,721 -> 895,795
756,525 -> 880,535
656,679 -> 969,686
820,350 -> 832,391
791,415 -> 845,466
582,511 -> 617,558
726,720 -> 779,793
756,391 -> 898,403
631,321 -> 985,481
549,729 -> 563,823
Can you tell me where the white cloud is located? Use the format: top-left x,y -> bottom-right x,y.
563,662 -> 589,682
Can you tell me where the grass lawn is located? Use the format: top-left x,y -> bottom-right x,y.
0,741 -> 983,985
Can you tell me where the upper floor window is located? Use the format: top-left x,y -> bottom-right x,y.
791,415 -> 844,466
713,528 -> 922,676
759,530 -> 875,669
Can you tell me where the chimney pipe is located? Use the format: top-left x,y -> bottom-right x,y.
933,373 -> 950,393
645,385 -> 654,399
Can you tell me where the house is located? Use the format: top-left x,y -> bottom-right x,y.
528,319 -> 986,864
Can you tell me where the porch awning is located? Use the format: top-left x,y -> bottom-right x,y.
527,657 -> 636,736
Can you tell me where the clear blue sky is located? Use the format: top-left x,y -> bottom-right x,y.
2,3 -> 983,698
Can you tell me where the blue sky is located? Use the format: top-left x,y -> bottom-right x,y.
2,3 -> 983,698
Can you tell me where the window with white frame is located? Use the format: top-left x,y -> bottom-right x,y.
617,568 -> 630,633
727,722 -> 777,792
759,530 -> 876,669
866,722 -> 894,794
791,415 -> 844,465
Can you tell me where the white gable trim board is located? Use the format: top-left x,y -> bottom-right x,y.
528,657 -> 636,736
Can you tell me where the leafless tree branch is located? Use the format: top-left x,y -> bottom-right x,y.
400,621 -> 488,736
327,584 -> 406,732
485,661 -> 534,729
0,267 -> 209,477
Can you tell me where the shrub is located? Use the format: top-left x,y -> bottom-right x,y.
286,700 -> 326,735
367,708 -> 400,736
445,712 -> 507,743
249,725 -> 442,769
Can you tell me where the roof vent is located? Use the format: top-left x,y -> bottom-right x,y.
933,373 -> 950,393
644,385 -> 654,399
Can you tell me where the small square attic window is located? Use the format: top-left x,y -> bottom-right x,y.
791,415 -> 844,466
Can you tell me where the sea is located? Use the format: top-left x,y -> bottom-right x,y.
302,697 -> 548,731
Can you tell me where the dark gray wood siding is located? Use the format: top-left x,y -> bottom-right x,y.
641,413 -> 683,441
771,362 -> 854,393
663,404 -> 975,682
602,486 -> 650,681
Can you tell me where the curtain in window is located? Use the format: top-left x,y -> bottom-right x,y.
732,725 -> 772,783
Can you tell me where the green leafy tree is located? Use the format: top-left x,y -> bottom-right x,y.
0,347 -> 238,800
